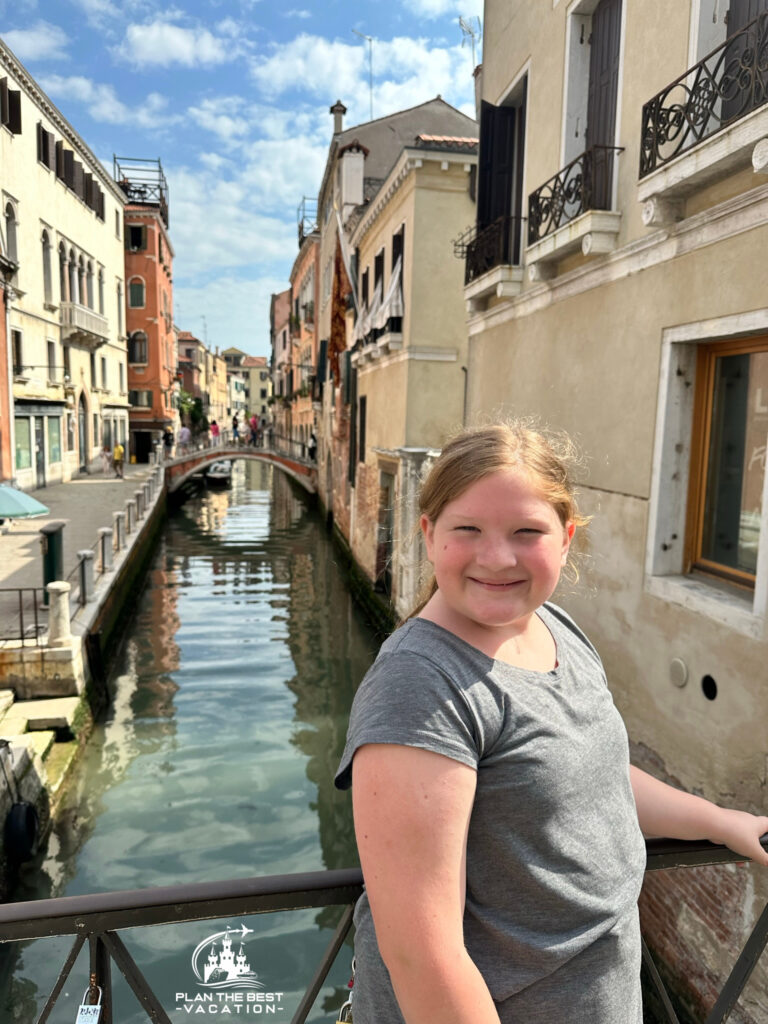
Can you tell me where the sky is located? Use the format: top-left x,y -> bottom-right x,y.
0,0 -> 482,356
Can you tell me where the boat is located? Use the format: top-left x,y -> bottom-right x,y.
205,460 -> 232,486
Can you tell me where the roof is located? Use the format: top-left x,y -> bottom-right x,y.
177,331 -> 203,343
414,134 -> 479,151
242,356 -> 268,367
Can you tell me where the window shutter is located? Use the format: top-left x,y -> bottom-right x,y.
46,131 -> 56,171
36,122 -> 44,163
97,188 -> 105,221
55,141 -> 65,180
0,79 -> 7,126
8,89 -> 21,135
73,161 -> 85,199
476,101 -> 517,230
64,150 -> 75,189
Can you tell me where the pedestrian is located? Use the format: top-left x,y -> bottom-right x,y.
335,420 -> 768,1024
163,428 -> 174,460
308,431 -> 317,461
101,445 -> 111,475
178,423 -> 191,453
112,440 -> 124,479
210,420 -> 220,446
232,415 -> 239,444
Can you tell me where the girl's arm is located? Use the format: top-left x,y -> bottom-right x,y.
630,766 -> 768,865
352,743 -> 502,1024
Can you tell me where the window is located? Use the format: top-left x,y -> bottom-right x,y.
4,202 -> 17,263
78,257 -> 85,306
129,389 -> 152,408
63,345 -> 71,380
58,242 -> 67,302
47,417 -> 61,463
93,412 -> 99,441
361,268 -> 370,310
0,78 -> 22,134
37,124 -> 56,169
647,314 -> 768,633
86,261 -> 94,309
374,249 -> 385,293
66,412 -> 75,452
14,417 -> 31,470
116,211 -> 121,238
42,230 -> 53,304
11,329 -> 22,374
117,282 -> 123,335
359,394 -> 367,463
90,353 -> 96,387
128,277 -> 145,308
128,331 -> 148,364
98,269 -> 104,314
101,356 -> 107,390
126,224 -> 147,251
687,338 -> 767,586
119,362 -> 124,392
47,340 -> 56,379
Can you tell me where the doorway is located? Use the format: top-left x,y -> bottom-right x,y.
78,393 -> 88,472
34,416 -> 46,489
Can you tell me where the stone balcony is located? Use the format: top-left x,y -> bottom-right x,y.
60,302 -> 108,348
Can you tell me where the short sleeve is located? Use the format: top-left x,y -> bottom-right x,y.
335,650 -> 481,791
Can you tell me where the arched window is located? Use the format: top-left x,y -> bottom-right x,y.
86,261 -> 94,309
68,249 -> 77,303
42,230 -> 53,305
98,269 -> 104,314
5,203 -> 17,264
128,276 -> 145,308
116,282 -> 123,335
58,242 -> 68,302
128,330 -> 148,364
77,256 -> 85,306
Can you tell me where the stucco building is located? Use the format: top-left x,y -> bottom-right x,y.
270,288 -> 292,443
466,0 -> 768,1016
242,355 -> 272,425
120,156 -> 177,462
1,37 -> 129,488
288,210 -> 319,455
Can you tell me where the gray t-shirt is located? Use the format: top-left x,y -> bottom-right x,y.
335,603 -> 647,1023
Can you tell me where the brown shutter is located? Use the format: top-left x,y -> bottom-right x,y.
36,122 -> 44,162
73,161 -> 84,198
8,90 -> 21,134
0,79 -> 8,126
84,173 -> 94,208
55,140 -> 65,180
46,131 -> 56,171
97,188 -> 105,221
63,149 -> 75,188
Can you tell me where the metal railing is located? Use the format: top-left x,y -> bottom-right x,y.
528,145 -> 623,245
0,839 -> 766,1024
640,12 -> 768,177
0,587 -> 45,645
455,215 -> 524,284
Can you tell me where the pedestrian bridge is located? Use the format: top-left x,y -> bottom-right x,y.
164,444 -> 317,494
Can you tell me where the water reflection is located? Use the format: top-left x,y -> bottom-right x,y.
1,461 -> 379,1022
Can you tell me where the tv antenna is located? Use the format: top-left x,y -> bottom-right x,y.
352,28 -> 374,121
201,315 -> 208,346
459,16 -> 482,68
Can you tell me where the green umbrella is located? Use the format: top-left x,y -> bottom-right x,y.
0,485 -> 50,519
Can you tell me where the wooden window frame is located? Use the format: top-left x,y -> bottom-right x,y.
685,334 -> 768,589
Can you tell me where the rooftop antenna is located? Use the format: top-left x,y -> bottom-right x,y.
352,28 -> 374,121
201,315 -> 208,346
459,15 -> 482,68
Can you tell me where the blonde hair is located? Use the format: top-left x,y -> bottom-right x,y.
407,420 -> 590,619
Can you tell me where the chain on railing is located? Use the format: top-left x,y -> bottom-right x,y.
0,587 -> 45,645
640,11 -> 768,177
0,840 -> 766,1024
528,145 -> 623,245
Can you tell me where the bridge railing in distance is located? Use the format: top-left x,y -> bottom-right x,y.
0,837 -> 766,1024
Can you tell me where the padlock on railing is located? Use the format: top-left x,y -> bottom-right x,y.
334,1000 -> 352,1024
75,984 -> 102,1023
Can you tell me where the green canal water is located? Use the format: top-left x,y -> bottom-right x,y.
0,461 -> 381,1023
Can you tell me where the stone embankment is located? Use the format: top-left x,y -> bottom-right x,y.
0,460 -> 166,894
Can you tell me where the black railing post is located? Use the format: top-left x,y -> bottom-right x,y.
89,934 -> 113,1024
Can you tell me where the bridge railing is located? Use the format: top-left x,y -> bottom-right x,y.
162,430 -> 315,466
0,839 -> 767,1024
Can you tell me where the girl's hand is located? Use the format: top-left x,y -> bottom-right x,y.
709,809 -> 768,866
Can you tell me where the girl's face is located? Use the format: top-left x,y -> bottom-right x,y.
420,468 -> 575,636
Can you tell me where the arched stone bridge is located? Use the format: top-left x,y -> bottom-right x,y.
164,445 -> 317,494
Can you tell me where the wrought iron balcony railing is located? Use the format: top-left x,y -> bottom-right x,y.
528,145 -> 623,245
455,215 -> 524,285
640,12 -> 768,178
0,837 -> 766,1024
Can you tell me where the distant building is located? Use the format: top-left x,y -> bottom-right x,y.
241,355 -> 272,423
120,156 -> 177,462
269,290 -> 291,442
288,205 -> 319,456
1,37 -> 129,488
222,346 -> 249,422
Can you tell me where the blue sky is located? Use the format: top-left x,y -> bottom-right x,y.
0,0 -> 482,355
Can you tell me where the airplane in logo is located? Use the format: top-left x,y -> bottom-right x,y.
237,925 -> 253,938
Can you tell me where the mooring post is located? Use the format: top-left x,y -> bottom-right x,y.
46,581 -> 72,647
78,550 -> 95,604
125,499 -> 136,535
99,528 -> 114,573
114,510 -> 126,551
135,489 -> 144,519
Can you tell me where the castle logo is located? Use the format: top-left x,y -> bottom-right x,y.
193,926 -> 262,990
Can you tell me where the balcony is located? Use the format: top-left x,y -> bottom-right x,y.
457,215 -> 525,311
638,12 -> 768,222
60,302 -> 108,349
526,146 -> 623,271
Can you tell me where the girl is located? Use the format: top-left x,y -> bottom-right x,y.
335,421 -> 768,1024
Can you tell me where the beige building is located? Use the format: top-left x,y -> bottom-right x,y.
468,0 -> 768,1015
348,135 -> 478,613
242,355 -> 272,424
2,37 -> 129,488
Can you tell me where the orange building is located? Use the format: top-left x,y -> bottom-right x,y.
288,219 -> 319,456
118,157 -> 177,462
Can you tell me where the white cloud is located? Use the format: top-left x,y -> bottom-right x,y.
3,20 -> 68,61
187,96 -> 250,142
408,0 -> 483,18
38,74 -> 181,129
284,9 -> 311,17
117,20 -> 240,67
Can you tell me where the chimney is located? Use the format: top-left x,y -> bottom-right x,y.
330,99 -> 347,135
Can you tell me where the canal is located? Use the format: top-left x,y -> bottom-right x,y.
1,461 -> 381,1023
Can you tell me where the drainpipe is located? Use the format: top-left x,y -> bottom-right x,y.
4,281 -> 16,484
461,365 -> 468,427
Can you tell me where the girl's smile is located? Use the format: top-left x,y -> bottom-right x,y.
419,468 -> 574,650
